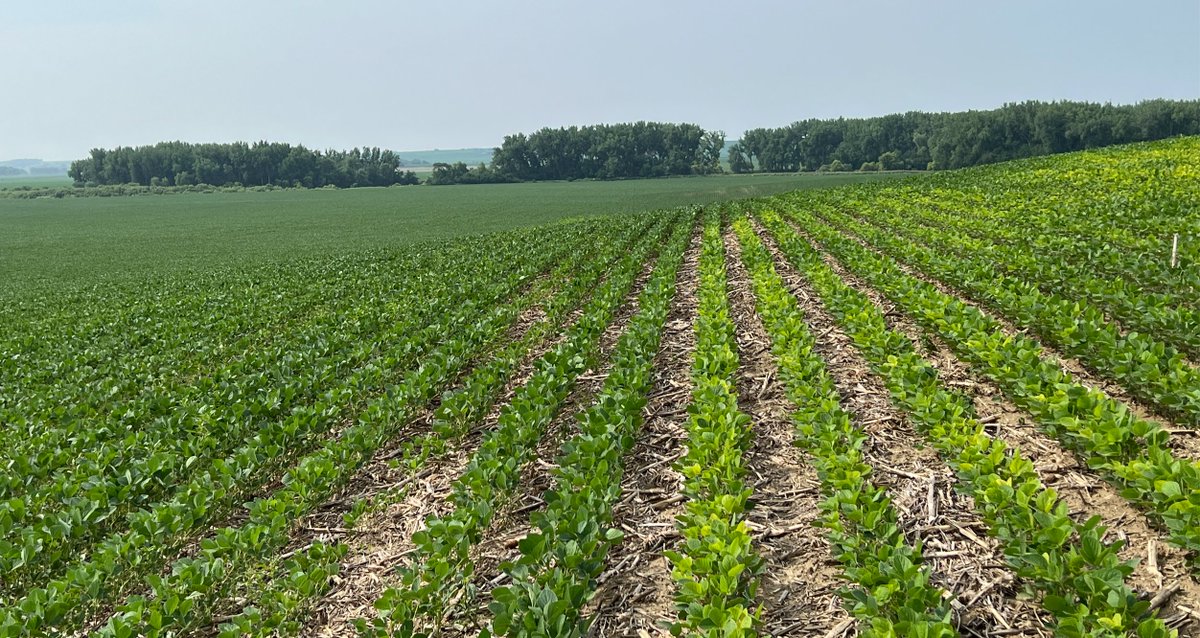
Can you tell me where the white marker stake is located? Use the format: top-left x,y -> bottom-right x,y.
1171,233 -> 1179,269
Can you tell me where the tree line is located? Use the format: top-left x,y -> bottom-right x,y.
492,122 -> 724,180
728,99 -> 1200,172
66,100 -> 1200,190
424,122 -> 725,184
69,141 -> 420,188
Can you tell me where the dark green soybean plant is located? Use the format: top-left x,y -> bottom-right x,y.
0,226 -> 588,638
358,215 -> 677,637
93,274 -> 557,638
486,210 -> 694,638
217,215 -> 657,638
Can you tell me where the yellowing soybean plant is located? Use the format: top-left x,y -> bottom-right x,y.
2,138 -> 1199,638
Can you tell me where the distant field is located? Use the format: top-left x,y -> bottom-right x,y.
394,147 -> 495,166
0,175 -> 72,189
0,171 -> 907,287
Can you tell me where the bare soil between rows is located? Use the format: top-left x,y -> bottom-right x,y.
749,218 -> 1052,636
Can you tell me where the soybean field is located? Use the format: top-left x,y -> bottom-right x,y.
2,138 -> 1199,638
0,171 -> 898,287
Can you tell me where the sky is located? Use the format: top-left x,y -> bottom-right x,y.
2,0 -> 1198,160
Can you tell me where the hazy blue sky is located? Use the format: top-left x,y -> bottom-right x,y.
2,0 -> 1197,159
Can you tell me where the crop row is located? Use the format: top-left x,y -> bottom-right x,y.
918,187 -> 1181,289
779,204 -> 1200,562
0,258 -> 393,495
0,254 -> 540,590
814,201 -> 1200,430
0,222 -> 601,637
214,540 -> 349,637
971,140 -> 1197,238
0,231 -> 566,502
0,242 -> 481,453
210,211 -> 663,638
662,211 -> 762,635
359,211 -> 680,636
85,214 -> 641,638
95,288 -> 533,638
0,225 -> 587,601
486,209 -> 692,636
899,141 -> 1199,301
732,216 -> 955,637
755,208 -> 1174,637
862,189 -> 1200,359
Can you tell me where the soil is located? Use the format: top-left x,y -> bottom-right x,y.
443,252 -> 665,636
723,226 -> 851,636
587,224 -> 701,637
